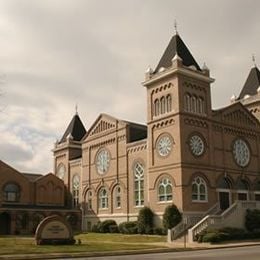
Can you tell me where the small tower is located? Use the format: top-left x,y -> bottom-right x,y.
53,111 -> 87,189
142,30 -> 214,212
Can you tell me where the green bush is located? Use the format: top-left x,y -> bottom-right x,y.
118,221 -> 138,234
99,220 -> 118,233
163,204 -> 182,230
91,221 -> 101,233
137,207 -> 154,234
153,227 -> 166,235
245,209 -> 260,232
202,232 -> 228,243
109,224 -> 119,233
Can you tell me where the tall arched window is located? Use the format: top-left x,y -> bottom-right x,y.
115,186 -> 121,208
86,190 -> 92,210
192,177 -> 207,202
185,94 -> 191,112
158,178 -> 172,202
72,175 -> 80,208
99,187 -> 108,209
154,99 -> 160,116
4,183 -> 20,202
191,96 -> 197,113
166,95 -> 172,113
198,97 -> 204,114
160,96 -> 166,114
57,163 -> 65,180
134,162 -> 144,206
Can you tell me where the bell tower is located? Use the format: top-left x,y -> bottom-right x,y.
143,31 -> 214,214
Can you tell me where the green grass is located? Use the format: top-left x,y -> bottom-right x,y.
0,233 -> 166,256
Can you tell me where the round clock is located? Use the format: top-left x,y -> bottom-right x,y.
189,135 -> 205,156
233,139 -> 250,167
157,134 -> 172,157
96,149 -> 110,174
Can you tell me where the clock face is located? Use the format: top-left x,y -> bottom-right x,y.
189,135 -> 204,156
157,135 -> 172,157
233,139 -> 250,167
96,149 -> 110,174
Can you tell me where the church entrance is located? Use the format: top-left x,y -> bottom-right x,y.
219,191 -> 230,211
0,212 -> 11,235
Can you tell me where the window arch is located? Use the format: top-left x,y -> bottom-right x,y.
154,99 -> 160,116
4,183 -> 20,202
86,190 -> 92,210
72,175 -> 80,208
236,179 -> 249,201
158,178 -> 172,202
191,95 -> 197,113
185,93 -> 191,112
134,162 -> 144,206
192,176 -> 207,202
160,96 -> 166,114
166,94 -> 172,113
198,97 -> 204,114
99,187 -> 108,209
57,163 -> 65,180
114,186 -> 121,208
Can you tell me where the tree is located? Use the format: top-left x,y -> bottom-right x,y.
137,207 -> 154,234
163,204 -> 182,230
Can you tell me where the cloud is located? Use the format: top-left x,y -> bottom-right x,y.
0,0 -> 259,172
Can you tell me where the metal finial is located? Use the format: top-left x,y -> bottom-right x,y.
174,20 -> 178,34
75,103 -> 78,115
252,54 -> 257,67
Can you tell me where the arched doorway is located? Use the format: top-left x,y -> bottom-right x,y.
0,212 -> 11,235
217,177 -> 232,211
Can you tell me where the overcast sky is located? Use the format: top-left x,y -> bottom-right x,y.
0,0 -> 259,174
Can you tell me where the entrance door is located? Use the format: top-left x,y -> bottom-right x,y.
219,192 -> 230,210
0,212 -> 11,235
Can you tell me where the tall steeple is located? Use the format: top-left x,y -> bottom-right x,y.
238,60 -> 260,99
59,112 -> 87,143
154,32 -> 201,73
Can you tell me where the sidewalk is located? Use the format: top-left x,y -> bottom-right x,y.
1,241 -> 260,260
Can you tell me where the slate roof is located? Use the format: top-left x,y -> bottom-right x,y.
238,66 -> 260,99
154,33 -> 201,73
60,113 -> 87,143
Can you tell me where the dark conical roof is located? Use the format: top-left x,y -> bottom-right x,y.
238,66 -> 260,99
154,33 -> 201,73
60,113 -> 87,143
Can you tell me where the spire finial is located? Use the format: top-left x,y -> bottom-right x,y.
252,54 -> 257,67
75,103 -> 78,115
174,19 -> 178,35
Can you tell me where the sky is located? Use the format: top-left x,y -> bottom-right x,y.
0,0 -> 260,174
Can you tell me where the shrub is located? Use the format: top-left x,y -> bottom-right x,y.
201,232 -> 228,243
118,221 -> 138,234
153,227 -> 166,235
91,221 -> 101,233
99,220 -> 118,233
109,225 -> 119,233
137,207 -> 154,234
245,209 -> 260,232
163,204 -> 182,230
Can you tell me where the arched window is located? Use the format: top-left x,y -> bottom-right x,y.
57,163 -> 65,180
198,97 -> 204,114
236,179 -> 249,201
134,162 -> 144,206
158,178 -> 172,202
99,187 -> 108,209
166,95 -> 172,113
185,94 -> 191,112
87,190 -> 92,210
160,96 -> 166,114
191,96 -> 197,113
115,186 -> 121,208
192,177 -> 207,202
4,183 -> 20,202
154,99 -> 160,116
72,175 -> 80,208
254,181 -> 260,201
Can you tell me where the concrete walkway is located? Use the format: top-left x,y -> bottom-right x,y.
1,241 -> 260,260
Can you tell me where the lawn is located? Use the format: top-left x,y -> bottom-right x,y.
0,233 -> 167,256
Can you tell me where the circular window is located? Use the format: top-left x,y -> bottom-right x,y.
189,134 -> 205,156
233,139 -> 250,167
96,148 -> 110,175
156,134 -> 173,157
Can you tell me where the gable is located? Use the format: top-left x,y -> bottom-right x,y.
213,102 -> 260,129
84,113 -> 126,140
